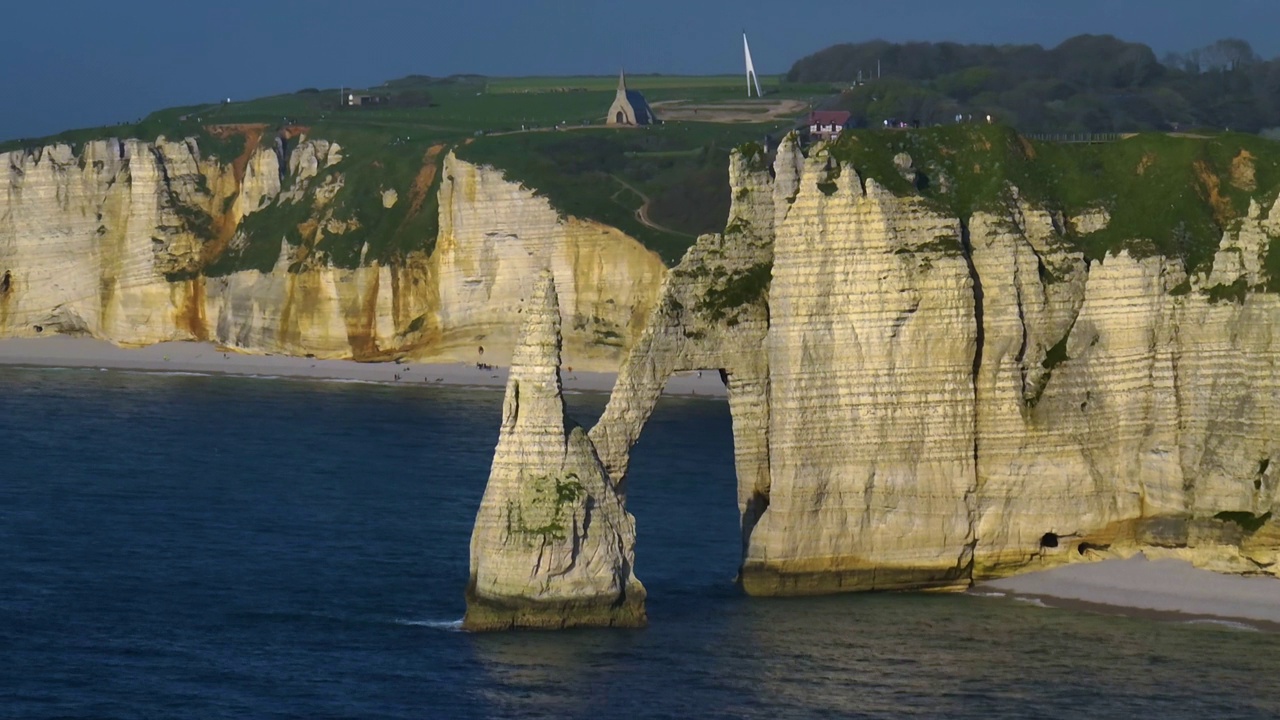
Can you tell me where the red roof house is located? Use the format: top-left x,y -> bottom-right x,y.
808,111 -> 853,140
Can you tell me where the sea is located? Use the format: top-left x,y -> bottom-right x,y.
1,365 -> 1277,719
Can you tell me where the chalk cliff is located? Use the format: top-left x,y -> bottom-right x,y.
0,140 -> 664,370
465,271 -> 645,630
581,130 -> 1280,606
5,124 -> 1278,609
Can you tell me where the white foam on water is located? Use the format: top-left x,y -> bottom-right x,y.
1013,597 -> 1049,608
967,591 -> 1008,598
394,618 -> 465,632
317,377 -> 388,386
121,370 -> 212,378
1179,618 -> 1261,632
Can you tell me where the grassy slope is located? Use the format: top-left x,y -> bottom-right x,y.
1,75 -> 821,271
824,125 -> 1280,287
14,76 -> 1272,288
455,123 -> 790,264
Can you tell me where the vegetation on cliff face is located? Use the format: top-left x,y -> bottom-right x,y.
822,124 -> 1280,282
455,124 -> 779,265
9,66 -> 1280,285
2,74 -> 805,272
788,35 -> 1280,134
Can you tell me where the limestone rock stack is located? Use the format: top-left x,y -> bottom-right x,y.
464,271 -> 645,631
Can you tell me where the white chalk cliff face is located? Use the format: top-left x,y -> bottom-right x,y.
578,134 -> 1279,607
746,151 -> 980,593
5,128 -> 1277,606
736,137 -> 1279,590
464,271 -> 645,630
0,141 -> 664,370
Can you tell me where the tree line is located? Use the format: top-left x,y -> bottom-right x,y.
787,35 -> 1280,135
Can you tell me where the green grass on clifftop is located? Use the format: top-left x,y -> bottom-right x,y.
823,125 -> 1280,279
456,124 -> 786,265
2,74 -> 819,273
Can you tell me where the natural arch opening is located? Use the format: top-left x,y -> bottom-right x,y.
614,389 -> 740,611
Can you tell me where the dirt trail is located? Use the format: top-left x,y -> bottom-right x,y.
610,176 -> 693,238
650,98 -> 807,123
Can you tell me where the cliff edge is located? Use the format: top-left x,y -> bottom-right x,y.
556,128 -> 1280,616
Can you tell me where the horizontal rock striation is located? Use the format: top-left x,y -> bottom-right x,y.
589,146 -> 781,548
430,153 -> 665,369
577,132 -> 1280,604
744,148 -> 980,595
465,271 -> 645,630
745,134 -> 1280,590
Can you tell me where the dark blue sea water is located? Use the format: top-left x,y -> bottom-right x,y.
1,366 -> 1278,719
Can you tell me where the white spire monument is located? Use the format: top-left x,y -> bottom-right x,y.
743,32 -> 764,98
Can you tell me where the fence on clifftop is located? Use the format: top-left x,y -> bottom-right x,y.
1023,133 -> 1129,144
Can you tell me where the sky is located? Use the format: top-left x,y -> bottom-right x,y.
4,0 -> 1280,141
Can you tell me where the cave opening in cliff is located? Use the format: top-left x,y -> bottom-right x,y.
1040,532 -> 1060,549
609,391 -> 741,610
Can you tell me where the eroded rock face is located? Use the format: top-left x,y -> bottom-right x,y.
464,271 -> 645,631
0,142 -> 664,370
744,152 -> 979,595
589,146 -> 780,551
747,137 -> 1279,588
427,152 -> 666,369
585,133 -> 1279,599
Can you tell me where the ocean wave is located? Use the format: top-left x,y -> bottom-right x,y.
1013,597 -> 1049,608
1179,618 -> 1261,632
394,618 -> 464,632
120,370 -> 212,378
966,590 -> 1008,598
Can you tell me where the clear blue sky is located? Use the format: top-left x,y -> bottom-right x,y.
4,0 -> 1279,142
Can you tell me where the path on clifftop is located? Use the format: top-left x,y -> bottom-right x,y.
610,175 -> 695,239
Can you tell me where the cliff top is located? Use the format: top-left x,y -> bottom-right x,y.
1,74 -> 812,271
7,75 -> 1280,285
820,124 -> 1280,286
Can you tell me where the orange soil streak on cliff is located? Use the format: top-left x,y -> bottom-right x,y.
346,271 -> 384,360
1136,153 -> 1155,175
199,126 -> 267,269
204,124 -> 268,181
1194,160 -> 1235,227
178,276 -> 209,341
405,144 -> 447,220
1231,150 -> 1257,191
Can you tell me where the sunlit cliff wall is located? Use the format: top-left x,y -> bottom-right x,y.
0,140 -> 664,371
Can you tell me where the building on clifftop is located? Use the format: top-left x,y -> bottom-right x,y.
606,71 -> 655,126
807,110 -> 853,142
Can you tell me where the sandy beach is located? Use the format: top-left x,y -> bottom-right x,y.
975,554 -> 1280,629
0,336 -> 728,398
